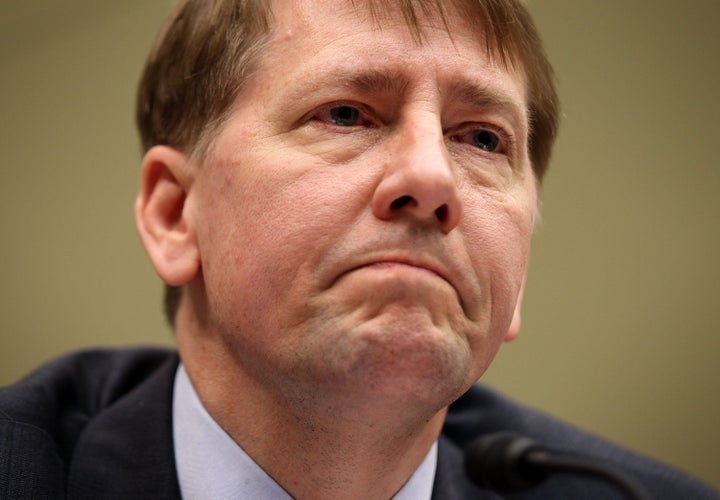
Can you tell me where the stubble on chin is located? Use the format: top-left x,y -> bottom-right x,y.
290,289 -> 480,416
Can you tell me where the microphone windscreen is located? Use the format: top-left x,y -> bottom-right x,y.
463,431 -> 549,491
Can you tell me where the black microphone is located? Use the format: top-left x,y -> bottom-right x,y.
464,432 -> 650,500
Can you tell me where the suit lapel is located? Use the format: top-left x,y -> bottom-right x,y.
67,355 -> 181,499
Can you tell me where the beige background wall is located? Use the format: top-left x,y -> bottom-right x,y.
1,0 -> 718,490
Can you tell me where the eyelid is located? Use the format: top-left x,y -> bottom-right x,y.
450,122 -> 514,155
308,101 -> 378,128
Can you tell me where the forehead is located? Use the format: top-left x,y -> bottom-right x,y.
308,0 -> 523,67
236,0 -> 527,121
259,0 -> 528,97
269,0 -> 494,54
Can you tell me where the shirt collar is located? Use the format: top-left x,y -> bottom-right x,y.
173,363 -> 437,499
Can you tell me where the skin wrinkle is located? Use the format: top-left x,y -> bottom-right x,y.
318,226 -> 479,319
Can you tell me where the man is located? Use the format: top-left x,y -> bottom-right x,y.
0,0 -> 717,498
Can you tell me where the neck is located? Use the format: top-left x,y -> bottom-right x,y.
177,332 -> 446,500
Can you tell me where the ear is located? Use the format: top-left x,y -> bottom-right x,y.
135,145 -> 199,287
504,277 -> 526,342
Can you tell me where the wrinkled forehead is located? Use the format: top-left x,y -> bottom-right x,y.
270,0 -> 526,73
355,0 -> 483,42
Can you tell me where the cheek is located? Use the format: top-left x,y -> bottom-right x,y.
463,192 -> 534,326
459,203 -> 532,381
196,162 -> 373,323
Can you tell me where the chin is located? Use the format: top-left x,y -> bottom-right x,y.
322,315 -> 476,412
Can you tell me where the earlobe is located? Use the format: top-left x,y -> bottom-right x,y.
135,145 -> 200,287
504,278 -> 526,342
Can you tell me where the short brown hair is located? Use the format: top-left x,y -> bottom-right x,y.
137,0 -> 560,326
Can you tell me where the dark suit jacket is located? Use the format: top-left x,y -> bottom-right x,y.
1,348 -> 717,499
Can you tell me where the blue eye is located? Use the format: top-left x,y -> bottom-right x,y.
472,129 -> 501,152
329,105 -> 360,126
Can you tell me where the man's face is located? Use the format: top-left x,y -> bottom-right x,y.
185,0 -> 536,411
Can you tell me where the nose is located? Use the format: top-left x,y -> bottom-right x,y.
371,118 -> 462,234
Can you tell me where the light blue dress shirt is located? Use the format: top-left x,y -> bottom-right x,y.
173,364 -> 438,499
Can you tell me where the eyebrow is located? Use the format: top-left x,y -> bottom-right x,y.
447,80 -> 527,127
286,66 -> 527,127
285,68 -> 410,103
344,69 -> 410,96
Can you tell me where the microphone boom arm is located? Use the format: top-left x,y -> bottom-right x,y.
464,432 -> 650,500
525,448 -> 650,500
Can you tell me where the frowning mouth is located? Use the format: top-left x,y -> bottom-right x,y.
339,256 -> 454,290
330,250 -> 475,318
354,260 -> 446,280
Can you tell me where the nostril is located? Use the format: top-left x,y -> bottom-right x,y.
434,205 -> 448,222
389,196 -> 449,222
391,195 -> 414,210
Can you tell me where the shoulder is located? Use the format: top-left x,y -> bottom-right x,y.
1,347 -> 177,427
437,384 -> 719,499
0,347 -> 178,499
